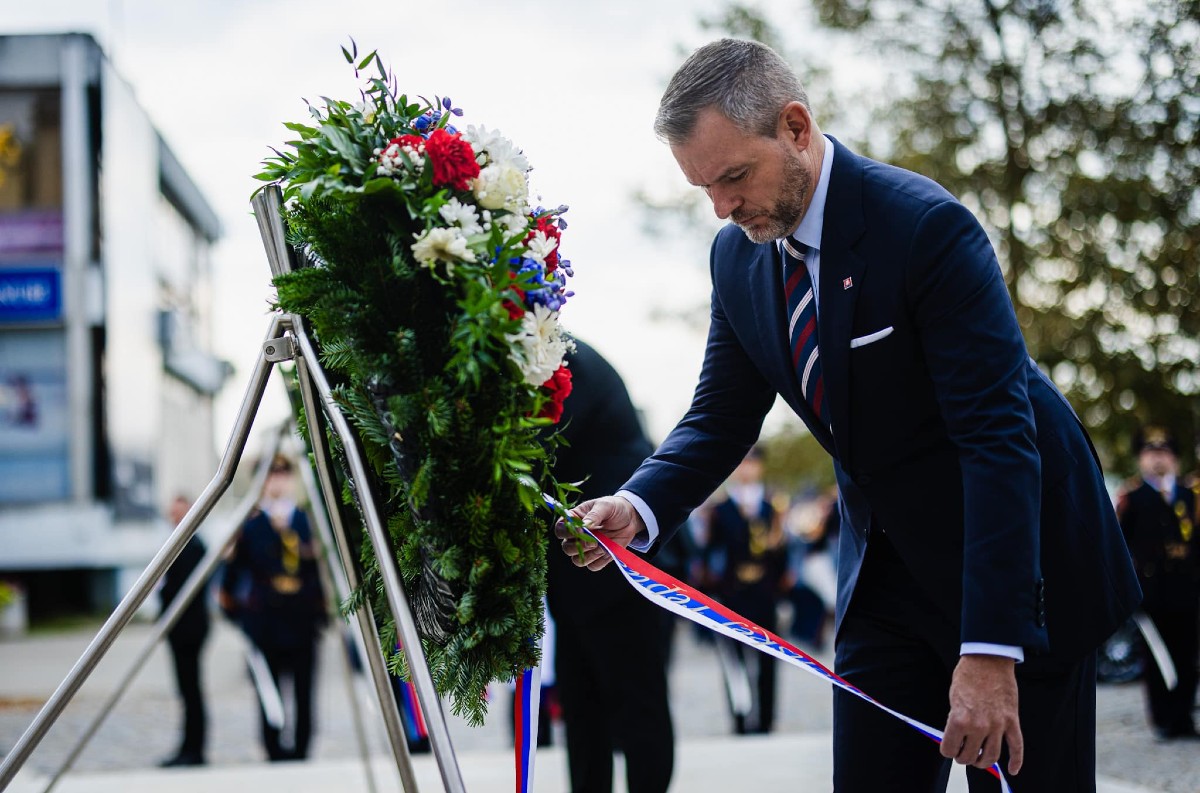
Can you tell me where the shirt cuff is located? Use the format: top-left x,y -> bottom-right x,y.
960,643 -> 1024,663
615,490 -> 658,552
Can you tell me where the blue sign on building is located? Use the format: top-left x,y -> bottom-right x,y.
0,267 -> 62,324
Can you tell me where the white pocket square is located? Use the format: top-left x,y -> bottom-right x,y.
849,326 -> 894,348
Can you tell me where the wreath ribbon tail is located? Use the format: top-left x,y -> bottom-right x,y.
550,502 -> 1012,793
514,665 -> 541,793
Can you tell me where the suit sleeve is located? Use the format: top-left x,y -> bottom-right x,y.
908,200 -> 1043,649
620,238 -> 777,545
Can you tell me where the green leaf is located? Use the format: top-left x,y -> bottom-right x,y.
362,177 -> 395,195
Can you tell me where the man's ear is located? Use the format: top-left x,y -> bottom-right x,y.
779,102 -> 813,151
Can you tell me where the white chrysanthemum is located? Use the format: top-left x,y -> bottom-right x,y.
508,304 -> 574,386
463,125 -> 530,172
497,211 -> 530,238
438,198 -> 483,236
524,230 -> 558,264
411,227 -> 476,271
473,163 -> 528,212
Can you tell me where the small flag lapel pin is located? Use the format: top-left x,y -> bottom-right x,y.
843,276 -> 854,290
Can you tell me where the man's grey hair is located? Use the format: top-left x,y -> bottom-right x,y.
654,39 -> 809,145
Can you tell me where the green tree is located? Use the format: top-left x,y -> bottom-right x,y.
662,0 -> 1200,473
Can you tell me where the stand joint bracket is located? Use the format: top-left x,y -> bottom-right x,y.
263,335 -> 297,362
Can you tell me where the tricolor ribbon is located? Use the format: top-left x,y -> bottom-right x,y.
538,493 -> 1011,791
590,527 -> 1012,791
396,678 -> 428,744
513,665 -> 541,793
392,642 -> 429,745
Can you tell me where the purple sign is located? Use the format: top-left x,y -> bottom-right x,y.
0,210 -> 64,259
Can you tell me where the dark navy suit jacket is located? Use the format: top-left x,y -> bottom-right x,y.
547,338 -> 656,622
623,138 -> 1140,664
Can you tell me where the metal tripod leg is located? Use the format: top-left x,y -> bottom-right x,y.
290,324 -> 465,793
297,466 -> 383,793
38,425 -> 289,793
0,316 -> 287,790
253,184 -> 463,793
292,363 -> 420,793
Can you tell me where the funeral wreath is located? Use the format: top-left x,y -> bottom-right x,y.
255,43 -> 579,724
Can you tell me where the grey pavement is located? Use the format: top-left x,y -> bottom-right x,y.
0,615 -> 1194,792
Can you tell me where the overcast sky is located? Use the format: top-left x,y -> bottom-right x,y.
5,0 -> 811,452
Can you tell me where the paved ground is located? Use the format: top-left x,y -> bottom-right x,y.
1,615 -> 1196,791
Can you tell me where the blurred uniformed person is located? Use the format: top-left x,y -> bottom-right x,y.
701,446 -> 788,734
1117,426 -> 1200,741
220,455 -> 328,761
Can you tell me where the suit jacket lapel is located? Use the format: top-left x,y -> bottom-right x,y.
748,240 -> 836,455
818,138 -> 868,466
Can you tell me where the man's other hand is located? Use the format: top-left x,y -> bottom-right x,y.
554,496 -> 646,571
941,654 -> 1024,776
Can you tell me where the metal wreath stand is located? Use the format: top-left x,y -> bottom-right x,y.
0,185 -> 466,793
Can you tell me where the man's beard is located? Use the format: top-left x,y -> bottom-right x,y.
733,153 -> 810,244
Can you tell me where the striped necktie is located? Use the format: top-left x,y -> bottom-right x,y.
782,238 -> 830,427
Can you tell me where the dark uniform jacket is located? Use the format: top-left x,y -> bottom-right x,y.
1119,480 -> 1199,612
704,494 -> 787,608
221,507 -> 326,649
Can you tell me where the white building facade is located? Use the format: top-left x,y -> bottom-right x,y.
0,33 -> 228,618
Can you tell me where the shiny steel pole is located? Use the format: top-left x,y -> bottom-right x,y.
292,422 -> 393,793
39,428 -> 287,793
0,316 -> 286,790
293,364 -> 421,792
291,325 -> 465,793
253,183 -> 460,792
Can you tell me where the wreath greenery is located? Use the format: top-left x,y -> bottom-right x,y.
255,43 -> 578,724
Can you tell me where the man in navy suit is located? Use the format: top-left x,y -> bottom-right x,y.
558,39 -> 1141,792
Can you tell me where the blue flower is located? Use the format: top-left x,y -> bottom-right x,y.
526,288 -> 567,311
517,259 -> 546,287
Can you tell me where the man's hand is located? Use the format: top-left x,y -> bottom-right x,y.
554,496 -> 646,571
941,654 -> 1023,775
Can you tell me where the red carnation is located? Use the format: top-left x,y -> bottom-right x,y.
423,128 -> 480,191
389,134 -> 425,150
503,299 -> 525,320
504,281 -> 527,319
538,365 -> 573,423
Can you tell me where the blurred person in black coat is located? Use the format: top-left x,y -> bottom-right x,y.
220,455 -> 328,761
547,338 -> 674,793
159,495 -> 211,767
1117,427 -> 1200,742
